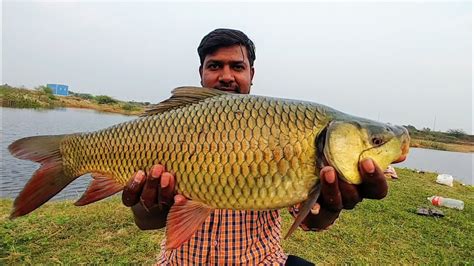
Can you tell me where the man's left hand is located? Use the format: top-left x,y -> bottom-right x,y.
300,158 -> 388,231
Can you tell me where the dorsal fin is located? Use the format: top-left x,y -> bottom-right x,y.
141,87 -> 228,117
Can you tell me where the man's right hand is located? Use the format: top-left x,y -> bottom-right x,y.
122,164 -> 176,230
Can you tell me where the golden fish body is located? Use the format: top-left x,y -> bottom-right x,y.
62,94 -> 327,210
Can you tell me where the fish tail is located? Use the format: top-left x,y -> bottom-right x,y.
8,134 -> 77,218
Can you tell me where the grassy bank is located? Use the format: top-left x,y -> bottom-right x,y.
0,85 -> 145,115
1,169 -> 473,264
407,126 -> 474,153
411,138 -> 474,153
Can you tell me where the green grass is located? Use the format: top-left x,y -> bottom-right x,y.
0,85 -> 57,109
281,168 -> 474,264
1,168 -> 473,264
0,198 -> 163,264
1,173 -> 473,264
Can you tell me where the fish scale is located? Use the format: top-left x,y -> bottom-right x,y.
61,94 -> 322,209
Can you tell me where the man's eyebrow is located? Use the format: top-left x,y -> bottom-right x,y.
205,59 -> 246,64
205,60 -> 222,65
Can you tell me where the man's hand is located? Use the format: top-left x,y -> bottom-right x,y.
121,164 -> 177,230
299,158 -> 388,231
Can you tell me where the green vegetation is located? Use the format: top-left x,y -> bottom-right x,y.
94,95 -> 118,104
1,169 -> 473,264
0,85 -> 60,109
405,125 -> 473,145
1,85 -> 146,115
405,125 -> 474,153
71,92 -> 94,100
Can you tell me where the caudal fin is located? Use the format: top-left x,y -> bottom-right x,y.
8,135 -> 78,218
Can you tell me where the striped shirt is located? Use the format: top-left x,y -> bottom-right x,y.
157,209 -> 288,265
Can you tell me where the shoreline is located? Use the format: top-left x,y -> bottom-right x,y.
410,138 -> 473,153
1,85 -> 472,153
4,104 -> 473,154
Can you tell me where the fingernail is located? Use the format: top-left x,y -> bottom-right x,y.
324,169 -> 336,183
161,173 -> 170,188
135,171 -> 145,182
361,158 -> 375,173
151,165 -> 163,177
310,204 -> 320,215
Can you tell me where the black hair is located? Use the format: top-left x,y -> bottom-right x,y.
197,28 -> 256,66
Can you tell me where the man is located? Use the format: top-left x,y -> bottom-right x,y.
122,28 -> 388,265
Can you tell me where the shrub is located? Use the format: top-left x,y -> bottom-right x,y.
43,87 -> 54,95
95,95 -> 118,104
77,93 -> 95,100
122,103 -> 140,111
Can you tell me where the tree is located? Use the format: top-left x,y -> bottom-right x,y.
403,125 -> 417,133
447,129 -> 467,137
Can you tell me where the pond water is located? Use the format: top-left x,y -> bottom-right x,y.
1,107 -> 135,200
396,147 -> 473,185
1,107 -> 472,203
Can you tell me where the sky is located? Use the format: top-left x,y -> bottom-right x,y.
2,1 -> 472,134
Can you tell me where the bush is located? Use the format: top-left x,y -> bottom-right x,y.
33,86 -> 57,100
447,129 -> 467,137
77,93 -> 95,100
122,103 -> 140,111
43,87 -> 54,95
95,95 -> 118,104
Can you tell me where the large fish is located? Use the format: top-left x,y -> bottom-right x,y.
9,87 -> 410,248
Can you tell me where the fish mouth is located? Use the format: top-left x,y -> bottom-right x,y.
392,130 -> 410,164
393,154 -> 406,163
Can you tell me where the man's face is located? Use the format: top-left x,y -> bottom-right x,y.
199,44 -> 254,94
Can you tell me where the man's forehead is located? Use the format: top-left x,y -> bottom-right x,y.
204,45 -> 249,63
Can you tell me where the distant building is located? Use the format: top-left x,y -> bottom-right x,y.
47,84 -> 69,96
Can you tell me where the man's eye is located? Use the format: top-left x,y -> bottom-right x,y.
233,65 -> 245,71
208,64 -> 220,70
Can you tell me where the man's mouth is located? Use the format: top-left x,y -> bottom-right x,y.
215,86 -> 240,93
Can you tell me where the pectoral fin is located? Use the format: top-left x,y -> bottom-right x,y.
285,182 -> 322,239
165,200 -> 212,249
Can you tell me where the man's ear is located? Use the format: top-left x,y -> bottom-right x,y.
198,66 -> 204,86
250,67 -> 255,84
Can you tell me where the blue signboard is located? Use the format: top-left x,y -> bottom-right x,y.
47,84 -> 69,96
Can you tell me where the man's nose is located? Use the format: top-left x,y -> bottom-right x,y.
219,66 -> 235,83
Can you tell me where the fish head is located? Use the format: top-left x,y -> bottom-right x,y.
322,120 -> 410,184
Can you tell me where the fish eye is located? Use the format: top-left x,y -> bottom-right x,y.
372,137 -> 384,146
